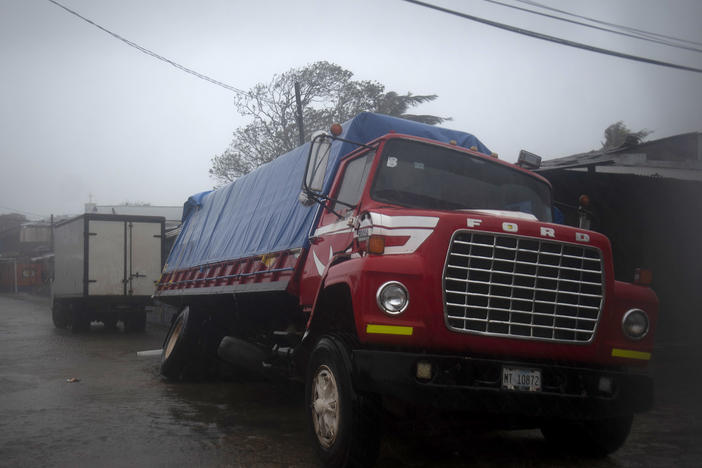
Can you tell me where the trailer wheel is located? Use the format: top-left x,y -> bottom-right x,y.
102,317 -> 118,331
160,307 -> 215,381
541,414 -> 634,457
51,301 -> 69,329
71,305 -> 91,333
305,336 -> 381,468
124,309 -> 146,333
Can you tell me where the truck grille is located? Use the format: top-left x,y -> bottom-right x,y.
443,231 -> 604,343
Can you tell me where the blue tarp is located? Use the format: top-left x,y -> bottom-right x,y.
164,112 -> 490,272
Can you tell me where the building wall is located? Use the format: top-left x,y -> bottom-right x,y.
0,262 -> 44,292
545,170 -> 702,345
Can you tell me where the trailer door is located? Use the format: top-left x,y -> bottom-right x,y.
127,222 -> 162,296
87,220 -> 126,295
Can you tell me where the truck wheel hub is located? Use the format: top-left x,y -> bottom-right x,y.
311,365 -> 339,448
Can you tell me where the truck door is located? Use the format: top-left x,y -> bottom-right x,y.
300,150 -> 375,303
87,220 -> 127,296
126,222 -> 162,296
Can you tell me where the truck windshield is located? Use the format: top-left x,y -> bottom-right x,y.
371,139 -> 553,222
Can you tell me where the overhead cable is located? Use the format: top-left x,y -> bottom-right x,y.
481,0 -> 702,54
401,0 -> 702,74
515,0 -> 702,48
46,0 -> 253,97
0,205 -> 47,219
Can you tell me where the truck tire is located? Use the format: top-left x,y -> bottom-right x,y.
71,306 -> 91,333
160,307 -> 216,381
124,309 -> 146,333
51,302 -> 69,329
541,414 -> 634,457
305,336 -> 381,468
102,317 -> 118,331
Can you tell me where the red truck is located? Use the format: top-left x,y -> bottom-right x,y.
155,113 -> 657,467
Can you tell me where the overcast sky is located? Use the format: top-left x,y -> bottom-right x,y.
1,0 -> 701,219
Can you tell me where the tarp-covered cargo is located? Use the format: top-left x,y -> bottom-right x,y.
164,112 -> 490,273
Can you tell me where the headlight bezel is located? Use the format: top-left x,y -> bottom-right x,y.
376,281 -> 409,315
621,308 -> 649,341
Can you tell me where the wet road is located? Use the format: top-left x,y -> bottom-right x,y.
1,294 -> 701,467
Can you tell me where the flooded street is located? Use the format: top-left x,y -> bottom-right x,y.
1,294 -> 701,467
0,294 -> 315,467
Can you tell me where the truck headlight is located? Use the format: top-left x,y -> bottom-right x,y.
622,309 -> 649,340
376,281 -> 409,315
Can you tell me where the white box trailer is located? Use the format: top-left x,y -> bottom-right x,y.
51,214 -> 165,332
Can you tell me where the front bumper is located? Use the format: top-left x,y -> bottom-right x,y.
351,350 -> 653,420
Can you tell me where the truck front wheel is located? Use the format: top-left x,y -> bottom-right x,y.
51,301 -> 68,329
305,336 -> 381,468
541,414 -> 634,457
160,307 -> 217,381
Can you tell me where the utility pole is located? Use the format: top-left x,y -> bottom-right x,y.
294,81 -> 305,145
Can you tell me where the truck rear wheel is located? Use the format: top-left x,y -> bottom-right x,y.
541,414 -> 634,457
305,336 -> 381,468
124,308 -> 146,333
102,317 -> 118,331
160,307 -> 217,381
71,306 -> 91,333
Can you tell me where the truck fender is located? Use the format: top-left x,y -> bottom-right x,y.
304,274 -> 357,344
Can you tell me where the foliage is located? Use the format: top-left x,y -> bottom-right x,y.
210,61 -> 449,184
0,213 -> 27,250
0,213 -> 27,233
602,121 -> 652,150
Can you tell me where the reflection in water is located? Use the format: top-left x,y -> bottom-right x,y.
157,377 -> 316,466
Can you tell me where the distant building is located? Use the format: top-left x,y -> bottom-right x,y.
538,132 -> 702,344
0,217 -> 52,293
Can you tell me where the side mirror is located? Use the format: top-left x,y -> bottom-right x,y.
303,131 -> 332,193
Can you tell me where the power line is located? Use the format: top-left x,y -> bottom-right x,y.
481,0 -> 702,54
46,0 -> 254,97
515,0 -> 702,48
400,0 -> 702,74
0,205 -> 47,219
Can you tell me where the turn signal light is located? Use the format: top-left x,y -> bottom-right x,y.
368,235 -> 385,254
634,268 -> 653,285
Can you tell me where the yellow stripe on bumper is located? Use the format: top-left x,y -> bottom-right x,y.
611,348 -> 652,360
366,324 -> 413,336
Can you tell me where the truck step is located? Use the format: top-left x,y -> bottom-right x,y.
272,330 -> 303,347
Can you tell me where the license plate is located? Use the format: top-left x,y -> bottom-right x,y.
502,366 -> 542,392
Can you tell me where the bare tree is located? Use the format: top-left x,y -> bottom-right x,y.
210,61 -> 449,184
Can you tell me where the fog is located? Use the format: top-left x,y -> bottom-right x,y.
1,0 -> 700,219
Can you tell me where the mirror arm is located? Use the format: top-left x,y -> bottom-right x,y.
328,135 -> 378,151
302,130 -> 375,219
304,189 -> 345,219
319,194 -> 355,209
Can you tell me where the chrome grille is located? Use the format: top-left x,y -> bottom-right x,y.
443,231 -> 604,343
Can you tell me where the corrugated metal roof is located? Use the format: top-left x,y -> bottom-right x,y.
538,132 -> 702,181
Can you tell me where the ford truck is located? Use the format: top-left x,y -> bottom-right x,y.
155,113 -> 657,467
